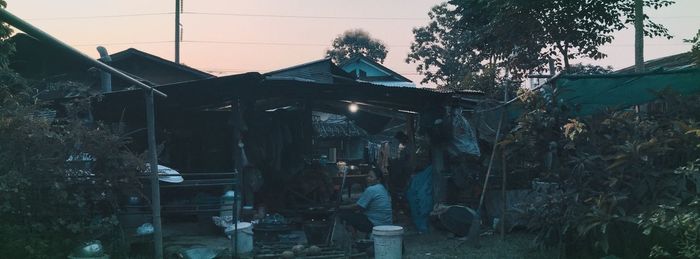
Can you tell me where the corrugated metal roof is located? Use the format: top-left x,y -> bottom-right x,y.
78,72 -> 483,122
313,121 -> 367,138
365,81 -> 416,88
616,52 -> 696,73
427,87 -> 484,94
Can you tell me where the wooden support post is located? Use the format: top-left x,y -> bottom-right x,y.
405,114 -> 416,172
145,90 -> 163,259
231,98 -> 244,257
304,101 -> 313,157
431,146 -> 446,205
429,106 -> 448,206
501,151 -> 506,241
634,0 -> 644,73
500,77 -> 510,241
175,0 -> 181,63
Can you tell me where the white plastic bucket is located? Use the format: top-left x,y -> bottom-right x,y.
372,225 -> 404,259
225,222 -> 254,254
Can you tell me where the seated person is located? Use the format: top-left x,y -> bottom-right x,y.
338,169 -> 392,234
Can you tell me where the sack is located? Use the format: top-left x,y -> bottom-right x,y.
447,112 -> 481,157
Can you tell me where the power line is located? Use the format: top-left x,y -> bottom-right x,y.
69,39 -> 690,48
175,40 -> 692,49
183,40 -> 327,47
24,11 -> 700,22
24,11 -> 427,21
72,41 -> 173,47
26,12 -> 173,21
181,40 -> 411,48
182,11 -> 427,21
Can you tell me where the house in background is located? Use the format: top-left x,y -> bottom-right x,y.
615,52 -> 696,74
338,55 -> 415,88
264,58 -> 355,84
105,48 -> 213,87
264,56 -> 414,162
9,33 -> 213,94
265,59 -> 377,161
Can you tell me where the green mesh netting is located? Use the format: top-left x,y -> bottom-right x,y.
554,69 -> 700,115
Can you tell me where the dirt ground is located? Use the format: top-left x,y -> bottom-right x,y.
126,221 -> 556,258
403,231 -> 557,259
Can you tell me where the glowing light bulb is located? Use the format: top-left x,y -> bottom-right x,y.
349,103 -> 359,113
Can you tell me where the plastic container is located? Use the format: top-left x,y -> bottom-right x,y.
372,225 -> 404,259
220,191 -> 236,219
241,206 -> 255,222
225,222 -> 254,254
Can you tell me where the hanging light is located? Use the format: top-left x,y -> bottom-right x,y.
348,103 -> 359,113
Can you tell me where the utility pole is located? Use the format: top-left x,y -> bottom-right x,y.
175,0 -> 181,63
634,0 -> 644,72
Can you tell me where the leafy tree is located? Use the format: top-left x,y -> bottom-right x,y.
325,29 -> 388,64
505,87 -> 700,258
567,64 -> 614,75
0,3 -> 143,257
405,3 -> 483,90
0,1 -> 13,69
686,29 -> 700,64
407,0 -> 674,91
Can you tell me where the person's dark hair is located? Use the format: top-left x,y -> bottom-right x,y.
394,131 -> 409,144
368,168 -> 385,185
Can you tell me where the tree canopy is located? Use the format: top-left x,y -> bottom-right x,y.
687,29 -> 700,64
406,0 -> 674,91
326,29 -> 388,64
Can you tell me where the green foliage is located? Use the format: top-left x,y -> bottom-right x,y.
406,0 -> 673,91
567,64 -> 614,75
325,29 -> 388,64
0,91 -> 144,258
504,88 -> 700,258
685,29 -> 700,64
0,8 -> 143,257
405,3 -> 478,90
640,184 -> 700,258
0,0 -> 13,69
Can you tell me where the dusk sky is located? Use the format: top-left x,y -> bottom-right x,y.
6,0 -> 700,87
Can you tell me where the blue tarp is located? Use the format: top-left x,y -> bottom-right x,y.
406,165 -> 433,233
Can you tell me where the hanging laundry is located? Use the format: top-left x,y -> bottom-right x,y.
377,142 -> 390,174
